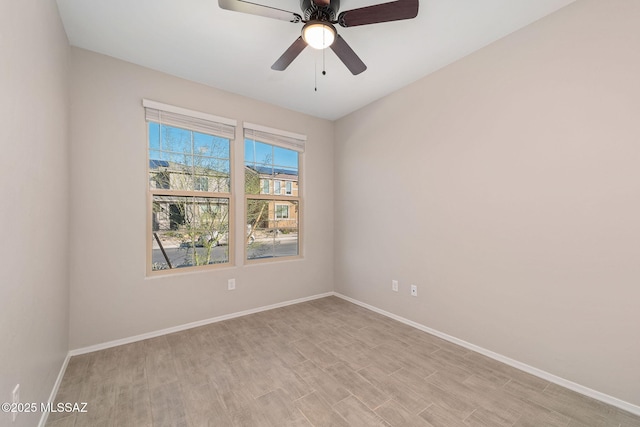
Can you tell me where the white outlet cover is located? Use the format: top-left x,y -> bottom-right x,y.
410,285 -> 418,296
228,279 -> 236,290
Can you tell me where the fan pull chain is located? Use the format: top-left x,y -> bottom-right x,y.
314,44 -> 328,92
322,44 -> 327,76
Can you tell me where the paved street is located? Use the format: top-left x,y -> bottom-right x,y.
152,239 -> 298,269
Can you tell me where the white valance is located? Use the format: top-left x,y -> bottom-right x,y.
244,122 -> 306,153
143,99 -> 236,140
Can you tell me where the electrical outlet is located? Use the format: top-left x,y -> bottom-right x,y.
410,285 -> 417,297
227,278 -> 236,290
391,280 -> 398,292
12,384 -> 19,422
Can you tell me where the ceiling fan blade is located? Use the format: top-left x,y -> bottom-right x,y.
271,37 -> 308,71
330,35 -> 367,75
338,0 -> 418,27
313,0 -> 331,6
218,0 -> 301,23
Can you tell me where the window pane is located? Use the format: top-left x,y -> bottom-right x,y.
245,167 -> 262,195
165,168 -> 192,191
164,152 -> 193,168
152,196 -> 229,270
247,199 -> 298,260
245,140 -> 273,165
150,171 -> 170,190
149,122 -> 161,150
162,126 -> 191,154
245,140 -> 298,197
197,157 -> 230,174
194,158 -> 230,193
194,132 -> 230,159
149,124 -> 230,192
273,146 -> 298,169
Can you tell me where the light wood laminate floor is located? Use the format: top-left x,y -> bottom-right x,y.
47,296 -> 640,427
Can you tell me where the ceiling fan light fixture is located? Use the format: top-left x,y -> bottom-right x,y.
302,21 -> 336,49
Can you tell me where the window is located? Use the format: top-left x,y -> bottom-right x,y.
275,204 -> 290,219
194,176 -> 209,191
145,100 -> 236,273
244,123 -> 305,261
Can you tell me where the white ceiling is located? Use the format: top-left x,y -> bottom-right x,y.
56,0 -> 575,120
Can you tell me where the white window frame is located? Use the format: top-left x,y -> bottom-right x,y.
244,123 -> 305,263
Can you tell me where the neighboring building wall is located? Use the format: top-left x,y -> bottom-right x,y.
0,1 -> 70,426
261,177 -> 299,197
335,0 -> 640,408
269,202 -> 298,230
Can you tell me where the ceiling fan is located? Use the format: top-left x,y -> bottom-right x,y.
218,0 -> 419,75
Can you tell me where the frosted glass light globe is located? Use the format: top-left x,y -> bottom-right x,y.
302,22 -> 336,49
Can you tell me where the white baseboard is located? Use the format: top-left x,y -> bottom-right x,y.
38,352 -> 71,427
69,292 -> 334,356
333,292 -> 640,417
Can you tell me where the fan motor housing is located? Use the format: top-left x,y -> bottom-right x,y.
300,0 -> 340,21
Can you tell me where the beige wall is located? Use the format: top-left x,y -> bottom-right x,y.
68,48 -> 334,349
334,0 -> 640,407
0,1 -> 70,425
